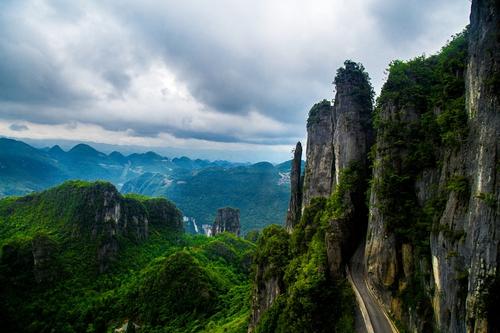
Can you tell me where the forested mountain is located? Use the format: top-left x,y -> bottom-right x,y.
0,181 -> 254,332
0,1 -> 497,332
0,138 -> 294,233
250,1 -> 499,332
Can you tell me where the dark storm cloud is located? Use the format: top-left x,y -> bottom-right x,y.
9,123 -> 29,131
0,0 -> 471,152
369,0 -> 468,45
102,0 -> 334,124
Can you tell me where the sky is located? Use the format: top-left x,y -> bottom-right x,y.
0,0 -> 470,162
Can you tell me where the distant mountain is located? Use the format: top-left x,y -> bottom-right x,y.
122,162 -> 292,234
0,138 -> 294,232
0,138 -> 66,195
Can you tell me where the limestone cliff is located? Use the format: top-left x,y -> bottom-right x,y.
462,1 -> 499,331
365,1 -> 499,331
285,142 -> 303,231
249,61 -> 373,332
302,100 -> 335,208
1,181 -> 183,275
251,3 -> 498,332
248,225 -> 289,332
325,61 -> 374,277
212,207 -> 241,236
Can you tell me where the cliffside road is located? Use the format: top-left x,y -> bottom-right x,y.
348,245 -> 398,333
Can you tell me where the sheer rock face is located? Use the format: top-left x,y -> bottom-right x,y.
212,207 -> 240,236
365,1 -> 499,332
77,185 -> 182,273
248,276 -> 282,331
90,188 -> 150,273
461,0 -> 499,331
364,102 -> 429,331
326,62 -> 374,277
285,142 -> 303,232
302,100 -> 335,208
332,67 -> 373,188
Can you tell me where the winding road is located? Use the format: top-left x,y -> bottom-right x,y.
347,245 -> 398,333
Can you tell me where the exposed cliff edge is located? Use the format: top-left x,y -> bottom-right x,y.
302,100 -> 335,208
0,181 -> 183,274
249,61 -> 373,332
365,0 -> 499,332
251,1 -> 498,332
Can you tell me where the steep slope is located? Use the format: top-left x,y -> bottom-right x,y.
365,1 -> 499,331
249,60 -> 374,332
0,181 -> 255,332
302,100 -> 335,207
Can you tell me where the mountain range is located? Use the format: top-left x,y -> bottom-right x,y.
0,137 -> 297,233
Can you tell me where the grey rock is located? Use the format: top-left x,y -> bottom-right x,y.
365,1 -> 500,331
212,207 -> 240,236
302,100 -> 335,208
285,141 -> 303,232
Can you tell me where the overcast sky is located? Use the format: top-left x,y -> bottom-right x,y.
0,0 -> 470,162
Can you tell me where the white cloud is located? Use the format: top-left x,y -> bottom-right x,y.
0,0 -> 471,161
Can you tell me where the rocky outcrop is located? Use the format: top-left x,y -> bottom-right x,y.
71,183 -> 183,272
365,1 -> 499,331
251,2 -> 498,332
248,225 -> 289,333
249,62 -> 374,331
32,235 -> 57,283
325,61 -> 374,277
212,207 -> 240,236
332,61 -> 373,187
302,100 -> 335,208
462,1 -> 499,331
285,142 -> 303,231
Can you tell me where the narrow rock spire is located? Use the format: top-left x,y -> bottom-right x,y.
285,141 -> 303,232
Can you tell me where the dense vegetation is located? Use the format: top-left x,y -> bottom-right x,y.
373,29 -> 468,247
0,181 -> 255,332
252,167 -> 363,333
370,30 -> 469,329
334,60 -> 375,111
0,138 -> 293,234
122,162 -> 292,234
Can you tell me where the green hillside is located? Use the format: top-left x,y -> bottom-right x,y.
122,163 -> 291,234
0,181 -> 255,332
0,138 -> 292,233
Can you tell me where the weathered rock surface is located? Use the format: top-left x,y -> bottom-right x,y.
332,62 -> 373,188
251,2 -> 498,332
249,61 -> 374,331
248,225 -> 289,333
462,2 -> 500,332
365,1 -> 499,332
83,184 -> 183,272
325,61 -> 373,277
212,207 -> 241,236
302,100 -> 335,208
285,142 -> 303,231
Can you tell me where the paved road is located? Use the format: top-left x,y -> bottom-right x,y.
348,245 -> 397,333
